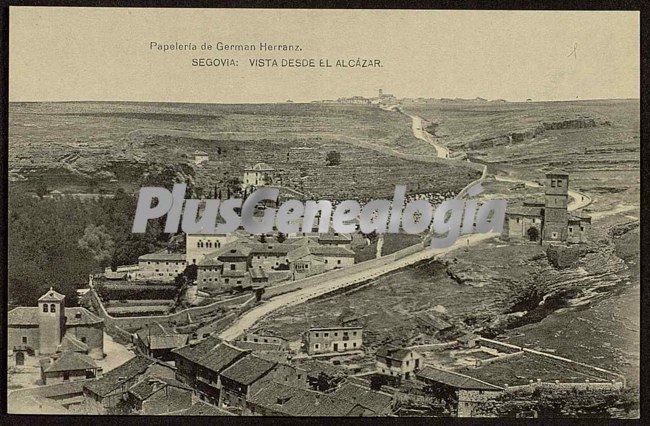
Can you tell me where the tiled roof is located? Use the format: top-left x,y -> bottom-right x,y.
138,251 -> 186,261
233,340 -> 284,352
318,233 -> 352,243
569,212 -> 591,222
173,338 -> 249,374
249,381 -> 362,416
507,205 -> 543,217
220,354 -> 276,386
331,383 -> 393,414
149,334 -> 189,350
43,351 -> 98,373
39,288 -> 66,302
376,346 -> 413,361
172,336 -> 222,361
309,326 -> 362,332
218,246 -> 252,259
196,240 -> 249,266
308,245 -> 356,257
287,245 -> 355,262
83,356 -> 153,397
57,334 -> 89,353
416,365 -> 503,391
128,376 -> 191,401
8,306 -> 103,327
175,401 -> 235,416
247,242 -> 300,256
8,307 -> 38,326
65,307 -> 104,326
136,322 -> 189,350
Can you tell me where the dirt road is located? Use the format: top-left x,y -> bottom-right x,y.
218,232 -> 494,341
218,108 -> 593,341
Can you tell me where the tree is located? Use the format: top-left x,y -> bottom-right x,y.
94,282 -> 110,302
277,233 -> 287,243
184,264 -> 198,282
260,234 -> 267,243
326,150 -> 341,166
34,182 -> 49,198
78,224 -> 115,267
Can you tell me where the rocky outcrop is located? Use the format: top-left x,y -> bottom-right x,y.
468,118 -> 602,150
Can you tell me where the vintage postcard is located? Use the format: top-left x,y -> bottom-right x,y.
6,6 -> 641,418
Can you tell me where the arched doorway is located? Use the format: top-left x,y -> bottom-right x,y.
527,227 -> 539,242
15,351 -> 25,366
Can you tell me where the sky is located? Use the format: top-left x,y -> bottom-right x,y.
9,8 -> 640,103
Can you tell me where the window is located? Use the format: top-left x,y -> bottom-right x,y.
353,331 -> 357,336
22,336 -> 27,343
580,226 -> 585,232
198,241 -> 203,248
406,361 -> 410,366
551,179 -> 556,187
43,304 -> 48,313
314,343 -> 320,349
63,372 -> 70,381
353,342 -> 357,348
81,337 -> 87,343
315,333 -> 319,337
557,179 -> 563,187
334,332 -> 338,337
552,232 -> 558,238
324,333 -> 329,337
230,264 -> 236,270
516,218 -> 520,223
344,343 -> 347,348
568,227 -> 573,232
337,260 -> 341,264
75,313 -> 82,319
50,304 -> 56,313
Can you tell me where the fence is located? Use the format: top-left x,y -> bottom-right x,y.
88,284 -> 252,332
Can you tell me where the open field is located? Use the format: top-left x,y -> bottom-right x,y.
9,102 -> 481,200
404,99 -> 640,212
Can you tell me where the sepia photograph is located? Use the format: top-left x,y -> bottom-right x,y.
4,5 -> 642,419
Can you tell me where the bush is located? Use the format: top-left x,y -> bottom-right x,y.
326,150 -> 341,166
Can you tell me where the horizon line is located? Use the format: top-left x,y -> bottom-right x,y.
8,97 -> 641,105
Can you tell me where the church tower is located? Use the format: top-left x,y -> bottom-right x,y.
543,171 -> 569,242
38,287 -> 66,355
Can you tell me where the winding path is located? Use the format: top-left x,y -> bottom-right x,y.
218,106 -> 593,341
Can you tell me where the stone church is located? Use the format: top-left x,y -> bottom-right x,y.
8,288 -> 105,365
504,171 -> 591,244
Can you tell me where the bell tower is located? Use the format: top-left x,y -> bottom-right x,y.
38,287 -> 66,355
543,171 -> 569,242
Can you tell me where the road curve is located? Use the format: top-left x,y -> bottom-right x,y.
218,106 -> 592,341
218,233 -> 494,341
